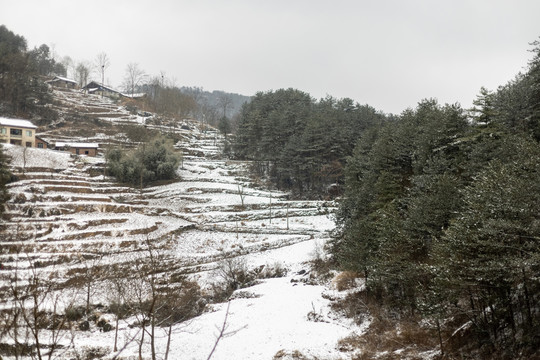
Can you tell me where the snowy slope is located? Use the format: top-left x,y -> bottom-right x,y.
0,92 -> 366,360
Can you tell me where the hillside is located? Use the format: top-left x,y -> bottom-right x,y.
0,88 -> 368,360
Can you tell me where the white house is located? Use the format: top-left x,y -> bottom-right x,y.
0,117 -> 38,147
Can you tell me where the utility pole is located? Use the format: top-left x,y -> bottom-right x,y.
101,65 -> 104,98
269,191 -> 272,224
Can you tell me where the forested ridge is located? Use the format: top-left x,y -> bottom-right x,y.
234,41 -> 540,358
233,88 -> 388,197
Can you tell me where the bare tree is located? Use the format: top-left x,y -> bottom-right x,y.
198,99 -> 219,128
237,185 -> 246,209
206,301 -> 231,360
123,238 -> 203,360
75,62 -> 91,87
106,277 -> 129,353
124,63 -> 147,97
74,253 -> 104,317
217,94 -> 233,118
60,55 -> 75,79
22,146 -> 28,174
95,52 -> 111,94
6,253 -> 73,360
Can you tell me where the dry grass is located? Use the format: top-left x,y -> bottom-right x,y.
332,290 -> 442,360
273,350 -> 318,360
332,271 -> 360,291
339,317 -> 440,359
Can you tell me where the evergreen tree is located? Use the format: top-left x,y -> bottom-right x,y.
218,116 -> 232,137
333,99 -> 469,309
332,39 -> 540,357
233,89 -> 385,196
0,25 -> 53,115
526,39 -> 540,140
0,145 -> 11,216
434,135 -> 540,353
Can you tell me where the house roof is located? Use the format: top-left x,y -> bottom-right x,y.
55,142 -> 99,149
48,76 -> 78,84
83,81 -> 121,94
0,117 -> 38,129
122,92 -> 146,98
35,136 -> 51,143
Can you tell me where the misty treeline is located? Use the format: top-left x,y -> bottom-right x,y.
233,41 -> 540,357
140,83 -> 249,129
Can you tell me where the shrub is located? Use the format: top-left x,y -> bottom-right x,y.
65,305 -> 86,321
332,271 -> 360,291
105,135 -> 180,187
78,345 -> 110,360
154,279 -> 204,325
214,256 -> 254,292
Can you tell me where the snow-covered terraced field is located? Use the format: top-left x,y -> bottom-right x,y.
0,92 -> 363,359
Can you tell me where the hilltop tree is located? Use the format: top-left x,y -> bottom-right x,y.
60,55 -> 75,79
217,94 -> 233,118
28,44 -> 66,77
0,25 -> 30,113
124,62 -> 147,97
75,62 -> 91,87
95,52 -> 110,89
0,25 -> 56,116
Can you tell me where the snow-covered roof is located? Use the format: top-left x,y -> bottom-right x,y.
0,117 -> 38,129
122,93 -> 146,98
48,76 -> 78,84
55,142 -> 99,149
84,81 -> 121,94
35,135 -> 51,143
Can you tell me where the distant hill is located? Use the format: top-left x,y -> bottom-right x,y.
180,87 -> 251,119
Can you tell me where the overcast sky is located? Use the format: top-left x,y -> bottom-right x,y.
1,0 -> 539,114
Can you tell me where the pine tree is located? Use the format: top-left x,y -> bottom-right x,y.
434,135 -> 540,351
527,39 -> 540,140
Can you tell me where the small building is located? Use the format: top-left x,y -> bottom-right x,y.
54,142 -> 99,156
46,76 -> 79,89
82,81 -> 122,98
35,136 -> 50,149
0,117 -> 37,147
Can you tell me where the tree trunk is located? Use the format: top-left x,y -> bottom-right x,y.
437,319 -> 444,356
164,325 -> 173,360
522,267 -> 533,328
114,315 -> 119,352
139,319 -> 145,360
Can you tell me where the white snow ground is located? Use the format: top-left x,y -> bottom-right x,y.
72,242 -> 366,360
